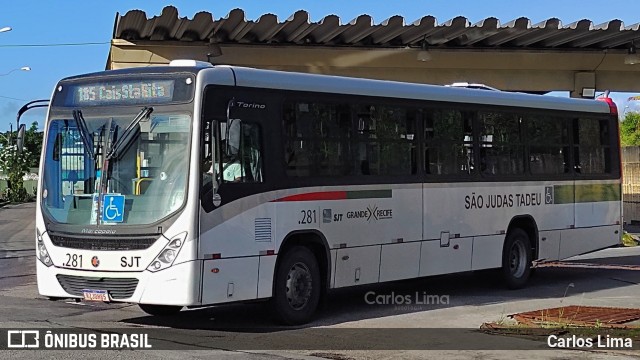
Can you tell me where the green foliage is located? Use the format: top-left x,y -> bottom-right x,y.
0,121 -> 42,168
24,121 -> 43,168
0,121 -> 41,203
622,232 -> 639,247
620,112 -> 640,146
0,144 -> 31,202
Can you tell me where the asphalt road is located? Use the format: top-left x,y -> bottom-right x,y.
0,202 -> 639,359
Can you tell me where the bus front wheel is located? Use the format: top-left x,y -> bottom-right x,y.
138,304 -> 182,316
271,246 -> 321,325
501,228 -> 532,289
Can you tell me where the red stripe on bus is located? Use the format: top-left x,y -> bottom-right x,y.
272,191 -> 347,202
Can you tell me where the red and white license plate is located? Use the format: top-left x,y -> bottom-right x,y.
82,289 -> 109,302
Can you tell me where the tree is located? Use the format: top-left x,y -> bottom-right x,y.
0,144 -> 31,202
0,121 -> 42,167
620,112 -> 640,146
23,121 -> 43,168
0,121 -> 42,202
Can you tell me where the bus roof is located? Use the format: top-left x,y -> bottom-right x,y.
214,66 -> 610,114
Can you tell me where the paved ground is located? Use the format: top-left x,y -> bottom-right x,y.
0,202 -> 639,359
0,203 -> 36,290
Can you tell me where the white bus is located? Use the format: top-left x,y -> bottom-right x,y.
36,60 -> 621,324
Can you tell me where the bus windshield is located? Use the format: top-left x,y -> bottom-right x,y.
41,111 -> 191,226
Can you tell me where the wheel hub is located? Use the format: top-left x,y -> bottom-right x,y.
285,262 -> 312,310
509,240 -> 527,278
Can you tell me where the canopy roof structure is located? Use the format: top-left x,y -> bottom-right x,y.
108,6 -> 640,95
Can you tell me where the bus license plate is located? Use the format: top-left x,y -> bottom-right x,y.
82,289 -> 109,302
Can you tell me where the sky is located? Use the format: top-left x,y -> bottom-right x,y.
1,0 -> 640,131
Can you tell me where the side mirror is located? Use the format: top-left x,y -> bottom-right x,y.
223,98 -> 241,157
210,120 -> 219,190
16,124 -> 26,154
225,118 -> 241,156
52,133 -> 62,161
208,119 -> 222,208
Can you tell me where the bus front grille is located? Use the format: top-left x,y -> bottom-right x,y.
56,275 -> 138,300
49,234 -> 157,251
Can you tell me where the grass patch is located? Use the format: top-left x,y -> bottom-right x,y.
481,322 -> 640,344
482,306 -> 640,346
622,232 -> 639,247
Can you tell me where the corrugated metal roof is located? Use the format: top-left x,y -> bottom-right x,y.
113,6 -> 640,50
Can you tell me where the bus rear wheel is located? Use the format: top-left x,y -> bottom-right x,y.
138,304 -> 182,316
501,228 -> 532,289
271,246 -> 321,325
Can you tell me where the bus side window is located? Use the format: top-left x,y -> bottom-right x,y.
526,115 -> 571,175
282,102 -> 350,177
573,118 -> 610,174
478,111 -> 524,175
354,104 -> 417,176
425,109 -> 474,175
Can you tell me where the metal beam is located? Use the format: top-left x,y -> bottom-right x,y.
108,40 -> 640,92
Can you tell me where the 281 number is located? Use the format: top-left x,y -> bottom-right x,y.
298,209 -> 317,224
64,253 -> 83,268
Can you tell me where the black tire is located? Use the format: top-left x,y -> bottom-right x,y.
271,246 -> 321,325
138,304 -> 182,316
501,228 -> 532,289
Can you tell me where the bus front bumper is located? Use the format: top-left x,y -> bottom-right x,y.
36,260 -> 202,306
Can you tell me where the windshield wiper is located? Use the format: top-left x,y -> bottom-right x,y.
105,106 -> 153,160
72,110 -> 95,159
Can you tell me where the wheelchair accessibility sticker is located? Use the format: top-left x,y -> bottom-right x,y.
102,194 -> 125,223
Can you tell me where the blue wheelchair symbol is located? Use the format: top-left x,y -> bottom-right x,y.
102,195 -> 125,223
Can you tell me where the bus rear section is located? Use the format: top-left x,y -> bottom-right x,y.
195,67 -> 621,324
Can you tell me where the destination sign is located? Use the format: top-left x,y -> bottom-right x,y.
70,80 -> 175,106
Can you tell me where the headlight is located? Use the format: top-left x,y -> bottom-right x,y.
36,229 -> 53,267
147,232 -> 187,272
158,249 -> 176,264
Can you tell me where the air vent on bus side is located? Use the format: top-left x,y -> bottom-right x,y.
255,218 -> 272,242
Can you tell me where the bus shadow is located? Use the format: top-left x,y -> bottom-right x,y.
121,251 -> 640,332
